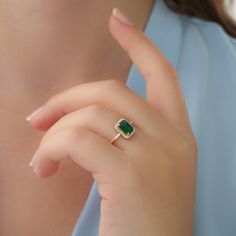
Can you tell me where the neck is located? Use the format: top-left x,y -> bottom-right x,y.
0,0 -> 153,94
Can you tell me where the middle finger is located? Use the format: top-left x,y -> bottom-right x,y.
41,104 -> 144,151
30,79 -> 161,132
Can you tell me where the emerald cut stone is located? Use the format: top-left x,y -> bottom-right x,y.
115,119 -> 135,139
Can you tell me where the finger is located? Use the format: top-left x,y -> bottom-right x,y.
28,80 -> 160,133
32,127 -> 124,178
42,105 -> 142,151
109,8 -> 191,131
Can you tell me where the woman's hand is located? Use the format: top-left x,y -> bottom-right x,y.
27,9 -> 198,236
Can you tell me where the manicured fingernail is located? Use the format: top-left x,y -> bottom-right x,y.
29,150 -> 38,168
26,106 -> 44,122
112,8 -> 134,26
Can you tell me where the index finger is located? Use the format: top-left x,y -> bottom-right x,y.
110,8 -> 191,131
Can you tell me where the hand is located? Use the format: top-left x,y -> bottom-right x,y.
27,8 -> 198,236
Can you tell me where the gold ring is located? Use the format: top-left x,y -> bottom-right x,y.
110,118 -> 136,144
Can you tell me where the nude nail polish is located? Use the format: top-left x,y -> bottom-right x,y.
26,106 -> 44,122
29,150 -> 38,168
112,8 -> 135,26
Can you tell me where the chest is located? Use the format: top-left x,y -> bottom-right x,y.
0,106 -> 93,235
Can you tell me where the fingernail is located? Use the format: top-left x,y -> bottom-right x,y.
26,106 -> 44,122
112,8 -> 134,26
29,150 -> 38,168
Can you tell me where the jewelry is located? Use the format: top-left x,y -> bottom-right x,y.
110,118 -> 136,144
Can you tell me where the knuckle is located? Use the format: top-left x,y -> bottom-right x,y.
68,127 -> 89,143
172,134 -> 191,159
39,129 -> 61,149
177,135 -> 198,161
172,68 -> 179,80
86,104 -> 106,117
38,134 -> 55,156
165,62 -> 179,79
106,79 -> 125,91
96,79 -> 126,103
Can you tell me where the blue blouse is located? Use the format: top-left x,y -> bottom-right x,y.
72,0 -> 236,235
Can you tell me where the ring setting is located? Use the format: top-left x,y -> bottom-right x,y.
110,118 -> 136,144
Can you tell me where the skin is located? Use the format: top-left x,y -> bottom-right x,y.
0,0 -> 154,235
29,10 -> 198,236
0,1 -> 198,236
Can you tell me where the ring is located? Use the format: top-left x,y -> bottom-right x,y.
110,118 -> 136,144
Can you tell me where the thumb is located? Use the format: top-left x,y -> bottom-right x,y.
109,8 -> 191,132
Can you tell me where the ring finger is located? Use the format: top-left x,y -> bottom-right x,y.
42,104 -> 143,151
32,105 -> 144,177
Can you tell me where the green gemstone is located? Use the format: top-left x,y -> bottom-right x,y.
115,119 -> 135,138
